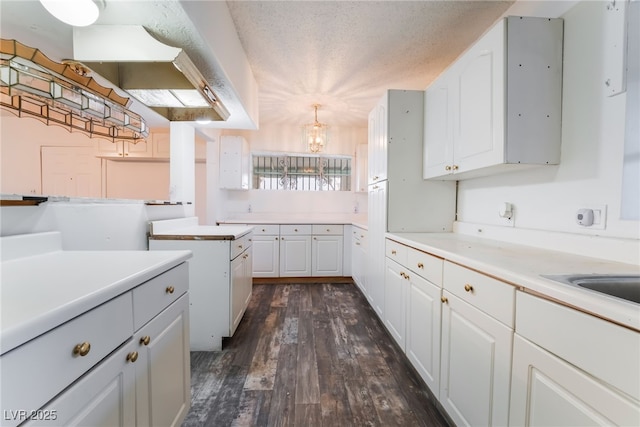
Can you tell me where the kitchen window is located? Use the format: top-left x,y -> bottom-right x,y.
252,154 -> 351,191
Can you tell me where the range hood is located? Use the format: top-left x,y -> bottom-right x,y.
73,25 -> 229,122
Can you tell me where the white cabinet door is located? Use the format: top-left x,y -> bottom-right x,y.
24,342 -> 137,427
368,93 -> 388,184
453,19 -> 505,175
279,234 -> 312,277
41,146 -> 102,198
312,235 -> 343,276
367,180 -> 387,317
252,235 -> 279,277
355,143 -> 368,192
384,258 -> 407,350
351,229 -> 367,292
406,274 -> 442,395
423,76 -> 454,179
135,294 -> 190,427
440,291 -> 513,427
230,249 -> 252,335
510,334 -> 640,427
219,136 -> 249,190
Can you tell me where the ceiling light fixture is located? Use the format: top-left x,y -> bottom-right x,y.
1,39 -> 148,142
39,0 -> 103,27
303,104 -> 328,153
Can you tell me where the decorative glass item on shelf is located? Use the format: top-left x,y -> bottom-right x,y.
303,104 -> 328,153
252,153 -> 351,191
0,39 -> 148,142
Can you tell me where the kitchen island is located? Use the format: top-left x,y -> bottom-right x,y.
0,231 -> 192,427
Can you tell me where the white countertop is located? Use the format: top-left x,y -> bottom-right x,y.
219,213 -> 368,229
149,217 -> 253,240
389,232 -> 640,331
1,233 -> 192,354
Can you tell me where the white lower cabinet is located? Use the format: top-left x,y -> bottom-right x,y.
18,264 -> 191,427
440,291 -> 513,427
351,227 -> 367,294
252,234 -> 279,277
406,273 -> 442,394
510,291 -> 640,426
231,248 -> 252,335
279,233 -> 312,277
384,257 -> 408,349
134,294 -> 190,427
24,340 -> 137,427
311,225 -> 344,276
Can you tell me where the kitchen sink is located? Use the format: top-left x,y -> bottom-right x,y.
542,274 -> 640,304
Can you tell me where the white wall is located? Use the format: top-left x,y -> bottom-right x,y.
216,124 -> 368,219
454,0 -> 640,263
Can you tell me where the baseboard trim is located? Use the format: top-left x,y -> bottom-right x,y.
253,276 -> 355,285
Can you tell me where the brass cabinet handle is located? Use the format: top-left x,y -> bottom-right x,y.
238,244 -> 243,249
140,336 -> 151,346
400,272 -> 406,278
294,228 -> 298,232
464,284 -> 474,293
417,262 -> 424,269
326,228 -> 330,232
275,237 -> 279,240
391,250 -> 397,255
166,286 -> 175,294
126,351 -> 139,363
373,176 -> 379,181
356,242 -> 361,246
441,296 -> 448,304
445,165 -> 452,171
452,165 -> 459,171
313,237 -> 317,240
73,342 -> 91,357
262,228 -> 266,232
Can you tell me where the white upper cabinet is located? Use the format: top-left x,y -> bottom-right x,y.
424,16 -> 564,180
219,135 -> 250,190
368,92 -> 388,184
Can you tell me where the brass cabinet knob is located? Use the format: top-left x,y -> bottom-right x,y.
275,237 -> 279,240
400,272 -> 406,278
313,237 -> 317,240
326,229 -> 330,232
356,242 -> 361,246
464,284 -> 474,293
294,228 -> 298,232
126,351 -> 139,363
262,228 -> 266,232
373,176 -> 379,181
140,336 -> 151,346
445,165 -> 452,171
441,296 -> 448,304
417,262 -> 424,269
452,165 -> 459,171
238,244 -> 243,249
391,250 -> 397,255
73,341 -> 91,357
166,286 -> 175,294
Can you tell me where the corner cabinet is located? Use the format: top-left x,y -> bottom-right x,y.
424,16 -> 563,180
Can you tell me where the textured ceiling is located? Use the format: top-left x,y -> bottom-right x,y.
226,0 -> 515,128
0,0 -> 516,129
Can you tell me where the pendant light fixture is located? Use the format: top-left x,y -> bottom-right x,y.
303,104 -> 328,153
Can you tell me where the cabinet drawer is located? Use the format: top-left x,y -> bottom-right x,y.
312,224 -> 344,235
252,224 -> 280,235
385,239 -> 407,265
0,292 -> 133,422
280,224 -> 312,235
133,263 -> 188,330
516,291 -> 640,400
406,247 -> 443,286
231,232 -> 253,260
443,261 -> 515,327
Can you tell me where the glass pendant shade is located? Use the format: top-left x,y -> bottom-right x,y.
303,104 -> 328,153
39,0 -> 100,27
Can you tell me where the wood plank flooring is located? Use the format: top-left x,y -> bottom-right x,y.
183,282 -> 451,427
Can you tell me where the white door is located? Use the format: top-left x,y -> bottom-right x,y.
440,291 -> 513,427
279,235 -> 312,277
406,274 -> 442,395
312,235 -> 343,276
367,180 -> 387,317
252,235 -> 279,277
24,341 -> 137,427
384,257 -> 407,350
135,294 -> 190,427
510,334 -> 640,426
423,76 -> 454,179
41,146 -> 101,197
453,19 -> 505,175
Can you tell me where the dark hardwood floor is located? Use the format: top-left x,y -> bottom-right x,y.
183,282 -> 451,427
